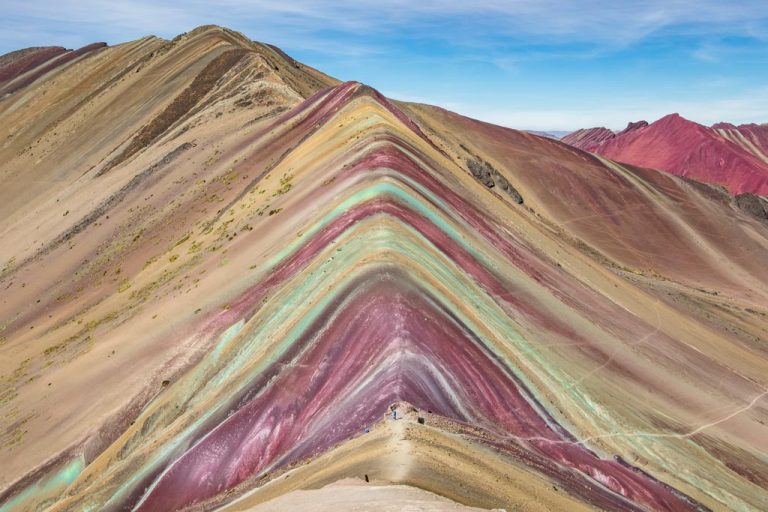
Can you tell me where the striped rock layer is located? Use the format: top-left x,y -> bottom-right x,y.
1,26 -> 768,512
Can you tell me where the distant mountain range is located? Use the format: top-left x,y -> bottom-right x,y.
525,129 -> 571,139
562,114 -> 768,195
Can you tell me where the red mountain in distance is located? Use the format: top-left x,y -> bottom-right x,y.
558,126 -> 614,150
562,114 -> 768,195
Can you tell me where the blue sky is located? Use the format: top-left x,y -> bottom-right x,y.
2,1 -> 768,131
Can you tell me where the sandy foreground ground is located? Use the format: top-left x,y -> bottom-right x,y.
245,479 -> 502,512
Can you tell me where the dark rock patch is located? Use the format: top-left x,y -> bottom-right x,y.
735,193 -> 768,219
466,156 -> 523,204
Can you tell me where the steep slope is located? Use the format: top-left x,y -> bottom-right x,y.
560,126 -> 615,151
562,114 -> 768,195
0,25 -> 337,223
1,27 -> 768,512
0,47 -> 67,86
713,122 -> 768,165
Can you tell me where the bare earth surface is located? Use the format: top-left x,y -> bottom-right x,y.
0,25 -> 767,512
245,479 -> 499,512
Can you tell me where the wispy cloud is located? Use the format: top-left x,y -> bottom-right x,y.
451,86 -> 768,131
692,43 -> 721,63
3,0 -> 768,52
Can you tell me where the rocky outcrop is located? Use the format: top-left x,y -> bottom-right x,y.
617,120 -> 648,135
735,193 -> 768,219
467,156 -> 524,204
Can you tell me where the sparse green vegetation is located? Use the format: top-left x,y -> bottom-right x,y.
274,173 -> 293,196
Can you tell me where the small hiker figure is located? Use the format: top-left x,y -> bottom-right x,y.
392,409 -> 397,420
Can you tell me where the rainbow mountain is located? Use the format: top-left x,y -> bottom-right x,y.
1,25 -> 768,512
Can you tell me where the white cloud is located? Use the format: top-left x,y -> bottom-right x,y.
3,0 -> 768,52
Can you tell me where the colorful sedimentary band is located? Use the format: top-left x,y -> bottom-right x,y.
1,29 -> 767,512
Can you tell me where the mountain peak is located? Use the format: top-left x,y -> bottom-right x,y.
617,120 -> 648,135
655,112 -> 690,125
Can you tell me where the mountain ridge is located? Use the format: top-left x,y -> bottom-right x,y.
1,25 -> 767,512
